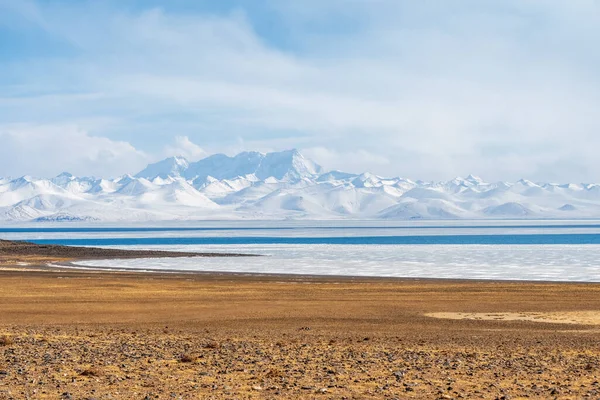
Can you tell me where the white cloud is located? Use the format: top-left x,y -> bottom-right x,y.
164,135 -> 207,161
1,1 -> 600,181
0,124 -> 149,178
302,147 -> 390,175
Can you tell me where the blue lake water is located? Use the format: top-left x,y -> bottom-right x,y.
26,233 -> 600,246
4,223 -> 600,233
5,222 -> 600,281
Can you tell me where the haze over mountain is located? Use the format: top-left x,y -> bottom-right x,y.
1,149 -> 599,222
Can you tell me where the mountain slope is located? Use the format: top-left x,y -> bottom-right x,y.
2,149 -> 600,221
182,149 -> 322,183
135,156 -> 189,179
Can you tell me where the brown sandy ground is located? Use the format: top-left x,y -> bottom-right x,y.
0,240 -> 252,267
1,269 -> 600,399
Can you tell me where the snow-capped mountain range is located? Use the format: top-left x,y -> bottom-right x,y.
1,149 -> 599,222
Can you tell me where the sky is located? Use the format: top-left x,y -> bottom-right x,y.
0,0 -> 599,182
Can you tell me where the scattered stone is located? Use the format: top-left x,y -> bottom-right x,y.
79,367 -> 102,377
179,353 -> 196,363
393,370 -> 405,380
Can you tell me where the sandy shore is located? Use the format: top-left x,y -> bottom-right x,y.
1,265 -> 600,399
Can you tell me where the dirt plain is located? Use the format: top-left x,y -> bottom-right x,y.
1,242 -> 600,399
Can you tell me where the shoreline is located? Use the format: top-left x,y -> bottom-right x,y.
4,237 -> 600,284
0,238 -> 259,267
6,259 -> 600,285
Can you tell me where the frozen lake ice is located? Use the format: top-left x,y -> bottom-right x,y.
71,243 -> 600,282
5,221 -> 600,282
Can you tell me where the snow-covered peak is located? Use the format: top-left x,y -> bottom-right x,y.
11,175 -> 35,186
115,174 -> 136,186
465,174 -> 485,184
116,177 -> 156,196
180,149 -> 323,183
259,149 -> 322,181
449,177 -> 468,185
87,178 -> 117,194
352,172 -> 383,188
448,175 -> 486,187
56,172 -> 74,179
136,156 -> 189,179
516,179 -> 539,187
51,172 -> 75,187
134,149 -> 321,184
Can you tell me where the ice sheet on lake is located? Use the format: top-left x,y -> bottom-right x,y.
73,244 -> 600,282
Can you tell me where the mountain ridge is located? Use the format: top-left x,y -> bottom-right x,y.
136,149 -> 323,183
2,149 -> 600,222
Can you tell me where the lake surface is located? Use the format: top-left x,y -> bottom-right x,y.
5,221 -> 600,282
24,233 -> 600,246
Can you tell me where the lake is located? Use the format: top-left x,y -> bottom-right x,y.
4,221 -> 600,282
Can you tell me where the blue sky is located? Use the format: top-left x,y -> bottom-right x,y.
1,0 -> 600,181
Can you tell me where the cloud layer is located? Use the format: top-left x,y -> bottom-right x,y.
1,0 -> 599,181
0,124 -> 148,178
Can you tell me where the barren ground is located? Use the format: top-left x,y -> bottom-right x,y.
1,265 -> 600,399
